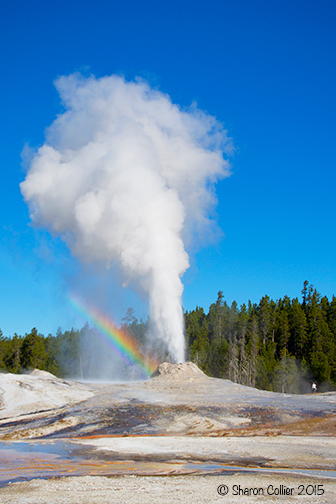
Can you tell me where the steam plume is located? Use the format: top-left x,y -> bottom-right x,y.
20,74 -> 231,363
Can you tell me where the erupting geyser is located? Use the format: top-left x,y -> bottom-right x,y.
20,73 -> 231,363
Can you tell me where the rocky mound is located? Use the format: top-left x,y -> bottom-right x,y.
150,362 -> 207,381
0,371 -> 94,420
29,369 -> 57,379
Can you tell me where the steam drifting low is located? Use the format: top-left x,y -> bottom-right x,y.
21,74 -> 231,363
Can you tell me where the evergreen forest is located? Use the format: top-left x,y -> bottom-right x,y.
1,281 -> 335,393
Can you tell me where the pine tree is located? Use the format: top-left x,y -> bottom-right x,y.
275,297 -> 291,355
258,295 -> 271,346
0,330 -> 7,370
21,328 -> 47,370
246,305 -> 259,387
306,287 -> 334,387
288,298 -> 307,358
4,334 -> 22,373
237,304 -> 248,385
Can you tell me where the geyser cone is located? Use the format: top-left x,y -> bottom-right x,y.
150,361 -> 207,381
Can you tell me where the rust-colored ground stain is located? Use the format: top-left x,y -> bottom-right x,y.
2,441 -> 336,489
221,412 -> 336,437
0,440 -> 209,487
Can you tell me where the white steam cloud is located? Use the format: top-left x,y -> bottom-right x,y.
20,74 -> 231,363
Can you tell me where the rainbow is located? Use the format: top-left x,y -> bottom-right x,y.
69,294 -> 159,377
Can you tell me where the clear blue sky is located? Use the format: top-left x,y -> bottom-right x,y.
1,0 -> 335,337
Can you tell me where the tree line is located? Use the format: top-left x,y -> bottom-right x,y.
0,310 -> 150,380
185,281 -> 336,392
0,327 -> 83,377
0,282 -> 335,392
